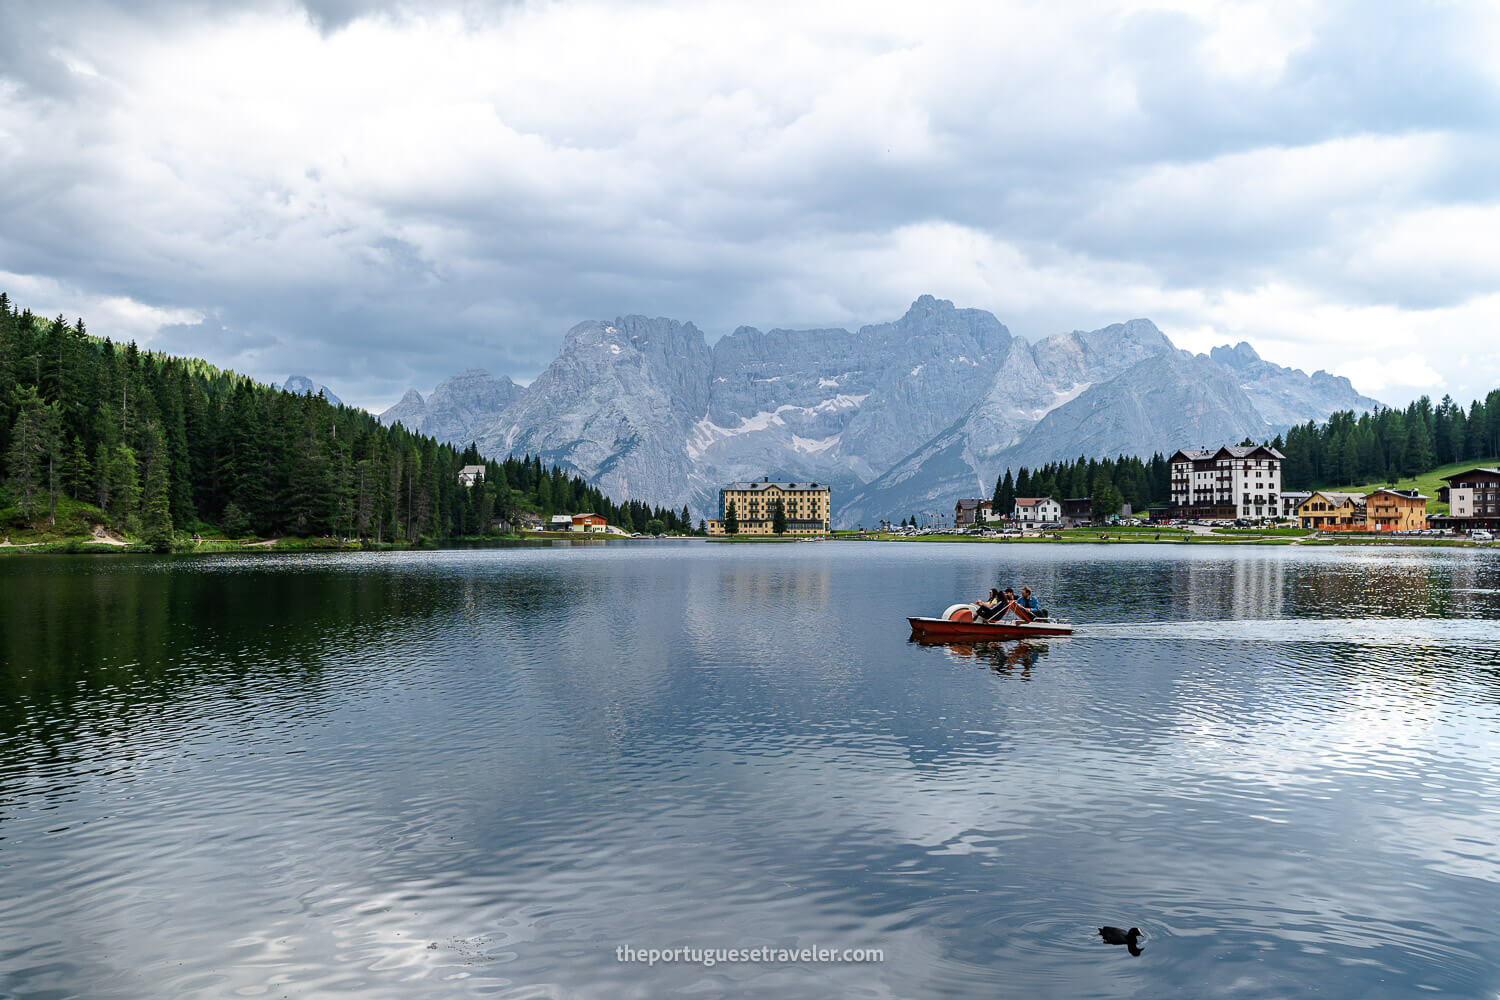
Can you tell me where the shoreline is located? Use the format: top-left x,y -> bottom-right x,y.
0,532 -> 688,556
4,529 -> 1493,555
828,529 -> 1490,548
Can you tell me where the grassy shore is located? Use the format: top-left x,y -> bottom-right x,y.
1332,457 -> 1500,515
833,527 -> 1493,548
0,495 -> 558,555
840,533 -> 1286,545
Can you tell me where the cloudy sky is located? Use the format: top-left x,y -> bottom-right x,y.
2,0 -> 1497,411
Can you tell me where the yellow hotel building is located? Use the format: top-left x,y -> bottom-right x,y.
707,480 -> 831,535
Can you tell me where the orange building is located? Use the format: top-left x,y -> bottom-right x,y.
1364,489 -> 1428,532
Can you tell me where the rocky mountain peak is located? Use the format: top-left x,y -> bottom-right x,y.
1210,341 -> 1263,370
275,374 -> 342,407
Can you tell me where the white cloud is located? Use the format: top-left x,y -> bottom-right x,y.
0,0 -> 1497,407
0,270 -> 203,343
1336,354 -> 1444,395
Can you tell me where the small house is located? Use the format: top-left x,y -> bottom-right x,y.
1364,489 -> 1429,532
458,464 -> 486,487
1280,491 -> 1312,520
1429,467 -> 1500,532
953,498 -> 991,527
1296,491 -> 1366,530
1061,497 -> 1092,528
1013,497 -> 1061,529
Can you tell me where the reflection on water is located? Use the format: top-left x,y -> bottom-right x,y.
918,639 -> 1052,679
2,543 -> 1500,999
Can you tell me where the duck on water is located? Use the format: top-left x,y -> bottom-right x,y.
1099,926 -> 1144,956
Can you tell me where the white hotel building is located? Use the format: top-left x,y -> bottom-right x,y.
1169,445 -> 1285,520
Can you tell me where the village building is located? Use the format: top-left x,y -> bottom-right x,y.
1280,491 -> 1312,520
1430,467 -> 1500,532
457,464 -> 486,487
1364,489 -> 1429,532
954,498 -> 991,527
707,479 -> 831,535
1168,445 -> 1284,520
1060,497 -> 1093,528
549,514 -> 575,531
570,513 -> 609,533
1013,497 -> 1061,529
1296,491 -> 1366,530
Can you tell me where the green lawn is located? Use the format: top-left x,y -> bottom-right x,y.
1332,457 -> 1500,515
1210,526 -> 1312,537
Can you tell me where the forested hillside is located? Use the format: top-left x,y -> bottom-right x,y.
0,295 -> 690,548
987,454 -> 1173,518
1279,393 -> 1500,489
978,390 -> 1500,520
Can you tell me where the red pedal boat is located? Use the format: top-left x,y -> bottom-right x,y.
908,602 -> 1074,641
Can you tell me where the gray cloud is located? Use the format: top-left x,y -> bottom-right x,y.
0,0 -> 1497,409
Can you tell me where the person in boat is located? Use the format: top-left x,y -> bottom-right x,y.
975,588 -> 1007,621
981,587 -> 1022,621
993,586 -> 1045,622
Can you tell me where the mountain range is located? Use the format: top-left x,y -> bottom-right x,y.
359,296 -> 1379,526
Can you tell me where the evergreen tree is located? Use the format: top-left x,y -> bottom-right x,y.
139,422 -> 174,550
992,469 -> 1015,518
725,500 -> 739,534
772,498 -> 787,535
1090,467 -> 1122,516
5,387 -> 59,522
106,443 -> 141,534
64,434 -> 91,501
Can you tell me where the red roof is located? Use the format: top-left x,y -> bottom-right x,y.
1013,497 -> 1050,506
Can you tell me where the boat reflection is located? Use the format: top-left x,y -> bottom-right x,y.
914,638 -> 1052,678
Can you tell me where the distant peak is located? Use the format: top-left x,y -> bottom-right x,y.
277,374 -> 342,405
1210,341 -> 1263,370
904,294 -> 955,316
399,388 -> 424,404
1114,319 -> 1169,347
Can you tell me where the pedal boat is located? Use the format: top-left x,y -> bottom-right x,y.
908,603 -> 1073,641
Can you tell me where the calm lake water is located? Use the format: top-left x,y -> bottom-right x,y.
3,542 -> 1500,999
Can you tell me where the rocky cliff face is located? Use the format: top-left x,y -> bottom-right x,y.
477,316 -> 713,508
383,297 -> 1381,526
691,296 -> 1014,491
378,369 -> 521,443
1209,341 -> 1381,428
834,320 -> 1183,525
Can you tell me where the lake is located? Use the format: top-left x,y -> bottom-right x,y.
3,542 -> 1500,999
